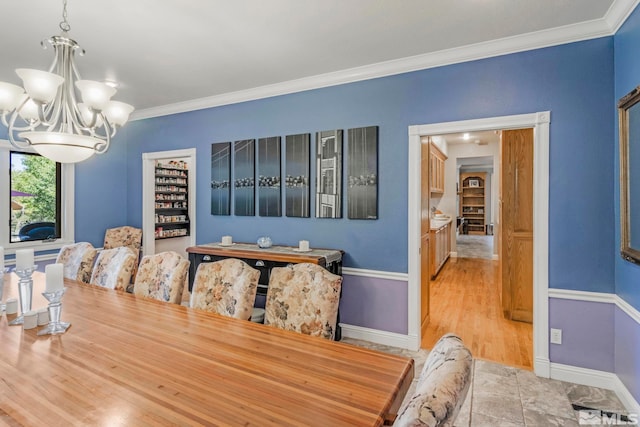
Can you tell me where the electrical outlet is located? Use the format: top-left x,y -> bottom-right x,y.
550,328 -> 562,345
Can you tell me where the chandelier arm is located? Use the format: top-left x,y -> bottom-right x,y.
7,110 -> 34,151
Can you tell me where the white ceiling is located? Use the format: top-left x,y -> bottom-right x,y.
0,0 -> 633,120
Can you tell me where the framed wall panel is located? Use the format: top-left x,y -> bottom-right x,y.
315,130 -> 343,218
258,136 -> 282,217
210,142 -> 231,216
234,139 -> 255,216
347,126 -> 378,219
285,133 -> 310,217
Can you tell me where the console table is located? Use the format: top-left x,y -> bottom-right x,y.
186,243 -> 345,338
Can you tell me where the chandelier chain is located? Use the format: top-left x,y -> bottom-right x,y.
59,0 -> 70,32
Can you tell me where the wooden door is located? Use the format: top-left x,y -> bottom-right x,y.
420,137 -> 430,334
500,129 -> 534,323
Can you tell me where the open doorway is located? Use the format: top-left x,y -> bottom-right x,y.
407,112 -> 551,378
423,129 -> 532,369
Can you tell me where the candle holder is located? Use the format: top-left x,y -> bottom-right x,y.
0,267 -> 10,312
8,265 -> 37,325
37,288 -> 70,335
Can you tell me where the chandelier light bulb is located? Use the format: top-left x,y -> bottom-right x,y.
75,80 -> 116,111
0,82 -> 25,112
16,96 -> 40,121
103,100 -> 134,127
16,69 -> 64,104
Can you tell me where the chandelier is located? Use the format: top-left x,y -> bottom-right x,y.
0,0 -> 134,163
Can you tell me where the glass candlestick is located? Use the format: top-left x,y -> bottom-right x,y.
37,288 -> 70,335
0,267 -> 10,311
8,265 -> 37,325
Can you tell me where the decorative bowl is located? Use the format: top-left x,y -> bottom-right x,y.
257,236 -> 272,248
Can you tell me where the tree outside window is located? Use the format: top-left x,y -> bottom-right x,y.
10,152 -> 61,242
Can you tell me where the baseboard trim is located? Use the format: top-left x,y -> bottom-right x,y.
340,323 -> 416,350
341,267 -> 408,281
550,362 -> 640,413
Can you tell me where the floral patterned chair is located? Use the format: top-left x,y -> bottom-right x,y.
103,226 -> 143,282
191,258 -> 260,320
133,251 -> 189,304
90,246 -> 137,291
393,333 -> 473,427
55,242 -> 98,283
264,263 -> 342,340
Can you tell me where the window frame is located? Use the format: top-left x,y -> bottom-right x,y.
1,139 -> 75,254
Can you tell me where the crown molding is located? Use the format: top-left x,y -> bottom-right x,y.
132,0 -> 637,121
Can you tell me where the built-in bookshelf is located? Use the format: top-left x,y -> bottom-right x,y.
460,172 -> 486,235
155,160 -> 189,239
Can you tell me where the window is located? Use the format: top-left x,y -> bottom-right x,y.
0,140 -> 74,253
10,151 -> 61,242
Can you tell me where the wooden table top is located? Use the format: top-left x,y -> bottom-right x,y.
187,243 -> 344,265
0,272 -> 413,426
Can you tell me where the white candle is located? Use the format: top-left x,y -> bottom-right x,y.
16,248 -> 34,270
45,263 -> 64,292
0,246 -> 4,271
299,240 -> 310,251
221,235 -> 233,245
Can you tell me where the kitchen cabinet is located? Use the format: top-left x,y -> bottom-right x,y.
430,143 -> 447,194
430,220 -> 451,279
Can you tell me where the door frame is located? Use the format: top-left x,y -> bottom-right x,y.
408,111 -> 550,377
142,148 -> 197,257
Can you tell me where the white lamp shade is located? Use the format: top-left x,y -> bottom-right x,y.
19,131 -> 99,163
16,95 -> 40,121
75,80 -> 116,111
0,81 -> 25,112
16,68 -> 63,104
103,100 -> 134,126
78,103 -> 104,128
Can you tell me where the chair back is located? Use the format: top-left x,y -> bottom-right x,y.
103,226 -> 143,280
90,247 -> 137,291
394,333 -> 473,427
56,242 -> 97,283
264,263 -> 342,340
191,258 -> 260,319
133,251 -> 189,304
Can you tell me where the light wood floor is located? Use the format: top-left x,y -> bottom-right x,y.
421,257 -> 533,370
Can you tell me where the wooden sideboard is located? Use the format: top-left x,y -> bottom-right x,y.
186,243 -> 345,338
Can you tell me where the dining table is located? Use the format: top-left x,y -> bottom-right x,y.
0,271 -> 414,426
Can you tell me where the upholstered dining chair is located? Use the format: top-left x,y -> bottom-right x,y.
393,333 -> 473,427
133,251 -> 189,304
191,258 -> 260,320
264,263 -> 342,340
103,226 -> 143,281
90,246 -> 137,291
56,242 -> 98,283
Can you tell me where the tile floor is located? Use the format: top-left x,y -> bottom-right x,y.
342,338 -> 627,426
456,234 -> 494,259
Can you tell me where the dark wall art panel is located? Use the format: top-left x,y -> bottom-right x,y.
258,136 -> 282,217
285,133 -> 310,217
234,139 -> 255,216
210,142 -> 231,215
347,126 -> 378,219
315,130 -> 343,218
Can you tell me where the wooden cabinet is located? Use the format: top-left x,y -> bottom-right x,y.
430,143 -> 447,194
155,161 -> 190,239
430,221 -> 451,279
460,172 -> 486,235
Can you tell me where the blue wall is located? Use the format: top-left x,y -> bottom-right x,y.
118,37 -> 615,293
613,3 -> 640,405
614,4 -> 640,310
